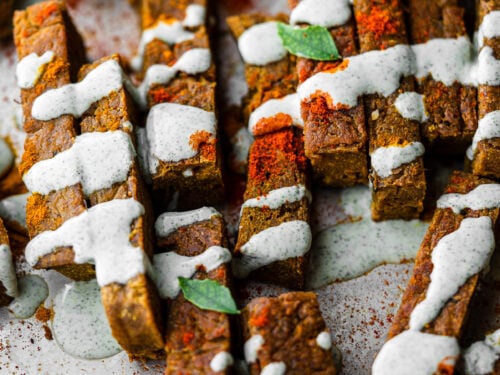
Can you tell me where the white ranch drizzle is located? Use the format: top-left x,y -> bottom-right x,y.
155,207 -> 221,238
463,329 -> 500,375
248,93 -> 303,136
316,331 -> 332,350
23,131 -> 135,197
409,216 -> 495,331
25,199 -> 149,288
137,48 -> 212,109
477,46 -> 500,86
0,138 -> 14,179
52,280 -> 122,360
307,217 -> 428,288
210,351 -> 234,372
232,220 -> 312,278
152,246 -> 231,299
238,22 -> 287,66
261,362 -> 286,375
0,244 -> 17,297
183,4 -> 206,28
437,183 -> 500,214
229,127 -> 253,174
131,4 -> 206,70
16,51 -> 54,89
145,103 -> 216,170
182,168 -> 193,177
290,0 -> 352,28
298,44 -> 414,108
8,275 -> 48,319
372,331 -> 460,375
466,110 -> 500,160
244,334 -> 264,363
370,142 -> 425,178
241,184 -> 312,212
0,193 -> 29,229
411,36 -> 476,86
477,11 -> 500,49
394,92 -> 428,122
32,59 -> 125,121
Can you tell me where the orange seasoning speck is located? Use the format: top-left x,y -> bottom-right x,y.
252,113 -> 294,137
249,307 -> 269,328
34,3 -> 59,25
182,332 -> 195,346
355,5 -> 400,41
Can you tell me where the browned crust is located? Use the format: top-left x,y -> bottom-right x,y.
388,171 -> 500,339
406,0 -> 478,154
353,0 -> 426,220
470,0 -> 500,180
157,216 -> 233,374
141,0 -> 206,29
242,292 -> 337,375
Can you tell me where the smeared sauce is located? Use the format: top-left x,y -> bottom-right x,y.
238,22 -> 287,66
467,110 -> 500,160
463,329 -> 500,375
229,127 -> 253,174
372,331 -> 459,375
290,0 -> 352,28
394,92 -> 428,122
409,217 -> 495,331
145,103 -> 216,169
370,142 -> 425,178
23,131 -> 135,196
0,244 -> 17,298
155,207 -> 221,237
152,246 -> 231,299
437,183 -> 500,214
232,221 -> 312,278
0,193 -> 29,229
52,280 -> 121,359
0,138 -> 14,179
26,199 -> 148,287
16,51 -> 54,89
8,275 -> 48,319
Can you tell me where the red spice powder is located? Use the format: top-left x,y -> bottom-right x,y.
182,332 -> 194,346
34,2 -> 59,25
355,4 -> 400,41
149,87 -> 175,104
252,113 -> 294,137
249,306 -> 269,328
248,129 -> 307,183
189,130 -> 216,160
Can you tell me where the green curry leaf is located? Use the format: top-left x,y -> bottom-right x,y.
178,277 -> 240,314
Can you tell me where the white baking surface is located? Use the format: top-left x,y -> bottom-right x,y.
0,0 -> 498,374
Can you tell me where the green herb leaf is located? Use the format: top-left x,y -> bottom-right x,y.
277,22 -> 340,61
178,277 -> 240,314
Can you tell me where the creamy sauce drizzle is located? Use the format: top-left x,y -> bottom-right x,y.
244,334 -> 264,363
261,362 -> 286,375
0,244 -> 17,297
210,351 -> 234,372
8,275 -> 48,319
26,199 -> 148,287
437,183 -> 500,214
145,103 -> 216,171
241,184 -> 311,212
0,138 -> 14,179
248,93 -> 303,136
463,329 -> 500,375
394,92 -> 428,122
16,51 -> 54,89
233,220 -> 312,278
23,131 -> 135,196
370,142 -> 425,178
467,110 -> 500,160
372,331 -> 459,375
477,11 -> 500,49
152,246 -> 232,299
32,59 -> 125,121
137,48 -> 212,109
409,217 -> 495,331
298,45 -> 414,108
52,280 -> 122,359
155,207 -> 221,238
131,4 -> 206,70
316,331 -> 332,350
477,46 -> 500,85
411,36 -> 476,86
238,22 -> 287,66
290,0 -> 352,28
308,217 -> 428,288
